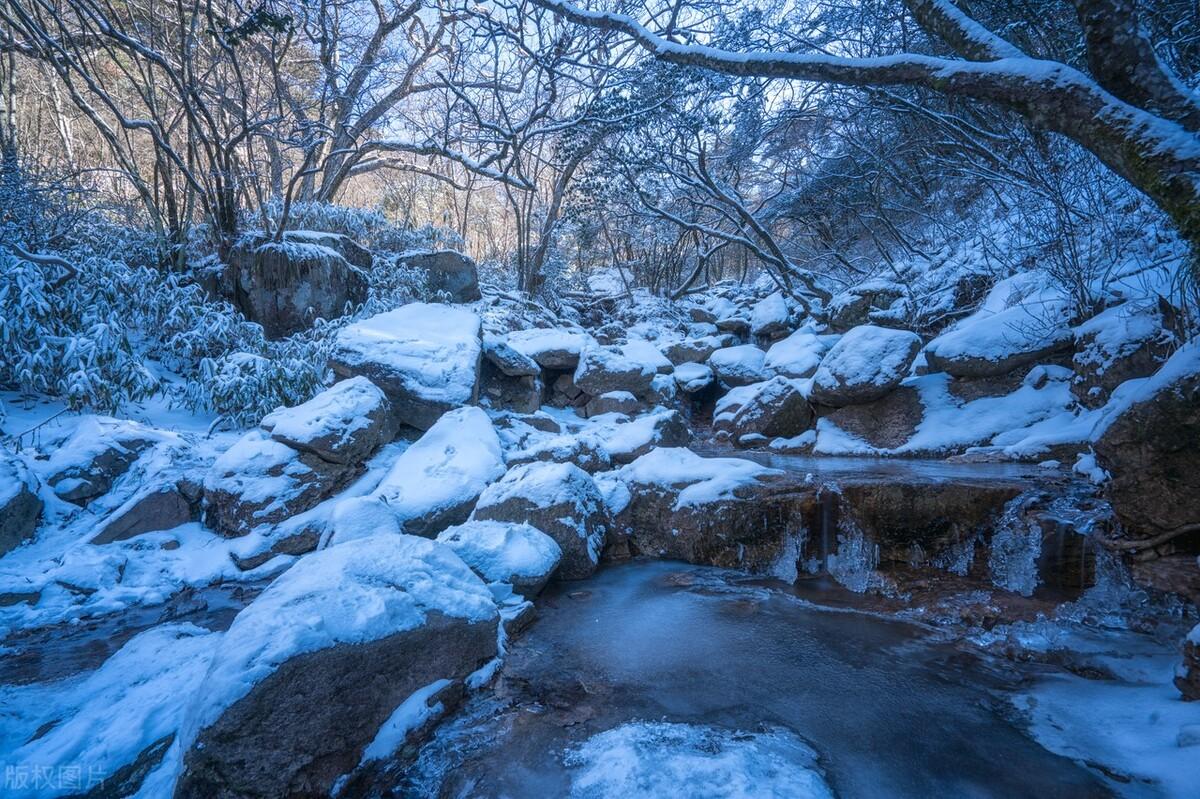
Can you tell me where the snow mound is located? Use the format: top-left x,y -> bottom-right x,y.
260,376 -> 391,463
564,722 -> 833,799
810,325 -> 921,406
437,519 -> 562,590
709,345 -> 768,387
611,448 -> 779,509
764,329 -> 827,379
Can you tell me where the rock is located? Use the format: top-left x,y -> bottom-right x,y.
750,292 -> 792,340
764,329 -> 827,379
374,406 -> 505,537
585,391 -> 641,417
665,336 -> 725,365
622,340 -> 674,375
686,305 -> 717,324
437,520 -> 562,596
472,461 -> 610,579
924,274 -> 1072,378
282,230 -> 373,269
727,377 -> 813,441
46,418 -> 157,505
1072,301 -> 1176,408
507,433 -> 612,474
90,484 -> 192,545
331,303 -> 482,431
1178,630 -> 1200,700
203,430 -> 356,537
819,385 -> 925,450
709,344 -> 769,388
506,327 -> 592,370
480,364 -> 543,414
400,249 -> 481,303
1093,342 -> 1200,545
643,372 -> 679,406
673,362 -> 715,394
715,315 -> 751,338
0,452 -> 42,556
809,325 -> 921,407
483,336 -> 541,377
227,236 -> 368,338
260,377 -> 396,465
827,281 -> 905,332
176,535 -> 499,799
549,372 -> 589,408
605,409 -> 691,464
712,384 -> 762,435
573,344 -> 655,397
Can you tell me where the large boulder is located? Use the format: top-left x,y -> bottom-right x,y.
481,335 -> 543,414
373,406 -> 505,537
764,329 -> 828,379
708,344 -> 769,388
665,335 -> 727,366
46,418 -> 158,505
604,408 -> 691,464
809,325 -> 921,407
282,230 -> 373,269
750,292 -> 792,340
1093,342 -> 1200,546
585,391 -> 641,417
228,236 -> 368,339
0,451 -> 42,556
1071,300 -> 1176,409
472,461 -> 610,579
331,303 -> 482,431
818,385 -> 924,451
573,344 -> 656,397
260,376 -> 396,464
176,535 -> 499,799
727,377 -> 813,443
826,280 -> 905,332
91,483 -> 192,545
673,362 -> 715,394
506,327 -> 592,370
437,520 -> 562,597
924,274 -> 1072,378
399,249 -> 481,303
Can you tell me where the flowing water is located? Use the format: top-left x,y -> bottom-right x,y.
388,560 -> 1113,798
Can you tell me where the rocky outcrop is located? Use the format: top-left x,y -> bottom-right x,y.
331,303 -> 482,431
227,236 -> 368,339
1071,301 -> 1176,408
819,385 -> 924,450
176,535 -> 499,799
727,377 -> 812,443
809,325 -> 921,407
506,327 -> 592,370
573,344 -> 655,397
91,483 -> 192,545
46,419 -> 157,505
260,376 -> 396,464
472,461 -> 610,579
0,452 -> 42,556
400,250 -> 482,303
826,281 -> 905,332
1093,342 -> 1200,548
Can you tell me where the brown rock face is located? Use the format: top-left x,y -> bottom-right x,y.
175,613 -> 497,799
90,485 -> 193,545
1093,357 -> 1200,543
228,237 -> 368,339
480,359 -> 543,414
0,453 -> 42,556
1177,638 -> 1200,701
728,377 -> 813,441
819,385 -> 924,451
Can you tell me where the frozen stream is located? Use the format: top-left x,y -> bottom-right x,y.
389,561 -> 1114,798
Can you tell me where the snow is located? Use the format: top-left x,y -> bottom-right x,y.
327,494 -> 403,545
372,406 -> 504,529
609,447 -> 780,508
260,376 -> 387,459
437,520 -> 562,589
1092,338 -> 1200,439
673,362 -> 714,392
564,722 -> 834,799
750,292 -> 790,336
181,533 -> 496,744
506,327 -> 592,362
332,303 -> 482,404
708,344 -> 768,386
924,273 -> 1072,368
764,329 -> 827,379
812,324 -> 921,391
1073,301 -> 1169,376
203,429 -> 316,512
0,449 -> 36,509
0,623 -> 217,799
621,339 -> 672,374
43,416 -> 167,480
359,678 -> 453,765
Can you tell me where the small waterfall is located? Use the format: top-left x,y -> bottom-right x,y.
769,523 -> 806,584
987,491 -> 1043,597
827,517 -> 881,594
933,533 -> 979,576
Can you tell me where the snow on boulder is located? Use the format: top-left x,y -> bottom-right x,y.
0,451 -> 42,557
203,430 -> 356,537
330,303 -> 482,431
437,520 -> 562,596
809,325 -> 921,407
472,461 -> 610,580
585,390 -> 641,417
45,417 -> 161,505
603,408 -> 691,464
665,335 -> 726,365
1071,300 -> 1176,408
176,534 -> 499,799
727,377 -> 813,444
573,343 -> 656,397
750,292 -> 792,340
506,327 -> 592,370
674,362 -> 715,394
260,376 -> 396,465
764,329 -> 828,379
621,339 -> 674,375
373,406 -> 505,537
1178,623 -> 1200,700
924,273 -> 1073,378
482,334 -> 541,377
709,344 -> 769,388
1093,340 -> 1200,544
399,249 -> 481,303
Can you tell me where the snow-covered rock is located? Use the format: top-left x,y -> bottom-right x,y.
176,534 -> 499,799
665,335 -> 726,365
750,292 -> 792,340
482,335 -> 541,377
506,327 -> 592,370
809,325 -> 921,407
709,344 -> 769,388
621,339 -> 674,374
673,362 -> 715,393
1071,301 -> 1176,408
924,274 -> 1072,378
260,376 -> 396,464
827,280 -> 905,332
373,406 -> 505,537
0,451 -> 42,556
1178,624 -> 1200,700
399,249 -> 481,303
437,520 -> 562,596
472,461 -> 610,579
91,482 -> 192,545
726,377 -> 813,443
573,343 -> 656,397
584,390 -> 641,417
604,408 -> 691,464
330,303 -> 482,430
45,417 -> 160,505
764,329 -> 827,379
